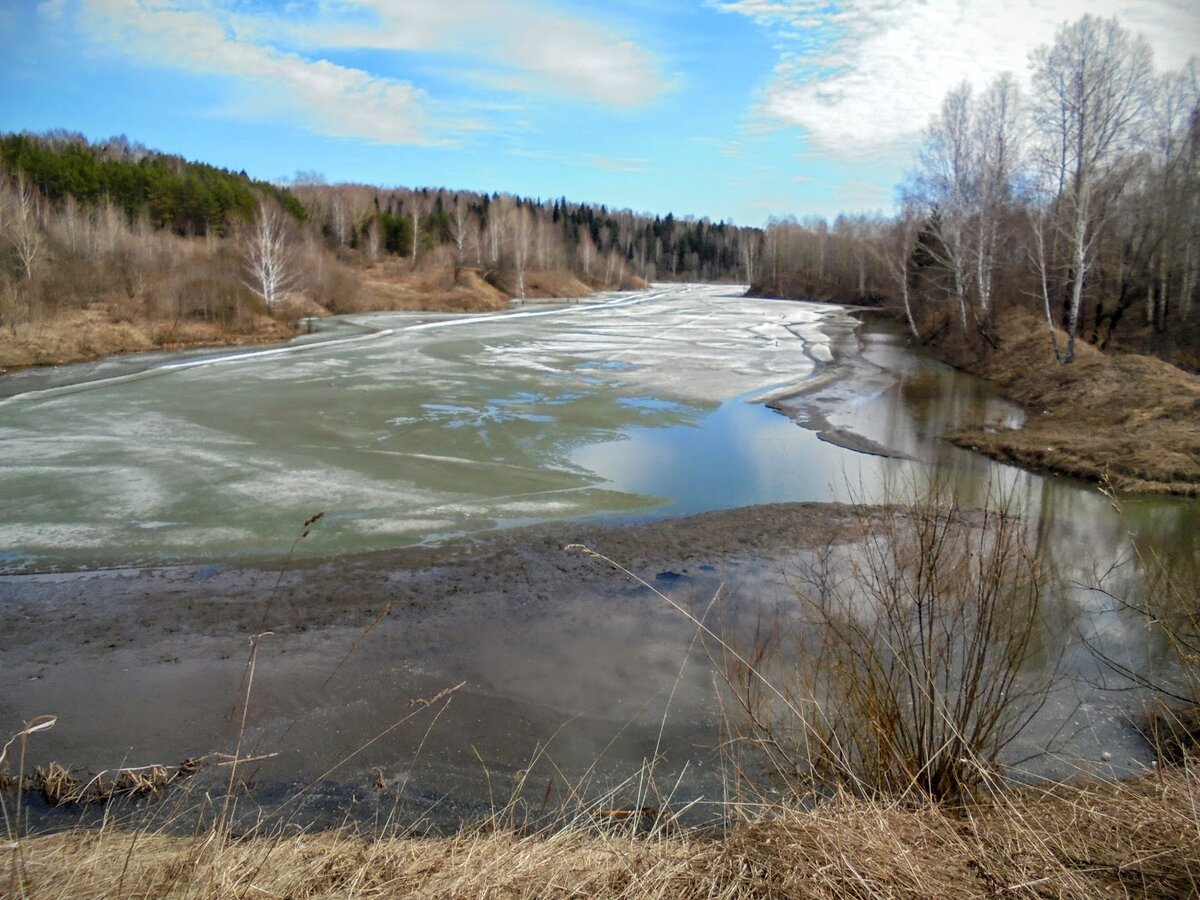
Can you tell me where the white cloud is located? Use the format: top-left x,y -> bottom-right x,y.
585,155 -> 649,173
57,0 -> 671,145
234,0 -> 673,108
712,0 -> 1200,156
73,0 -> 454,144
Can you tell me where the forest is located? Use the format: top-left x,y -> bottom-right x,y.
0,130 -> 761,368
0,16 -> 1196,374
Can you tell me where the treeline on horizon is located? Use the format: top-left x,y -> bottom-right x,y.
0,13 -> 1196,370
757,14 -> 1199,369
0,128 -> 764,328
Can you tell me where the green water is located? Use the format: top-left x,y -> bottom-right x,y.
0,284 -> 1194,575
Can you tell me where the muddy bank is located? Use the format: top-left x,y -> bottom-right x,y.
763,310 -> 915,461
0,305 -> 297,372
0,503 -> 857,830
750,292 -> 1200,496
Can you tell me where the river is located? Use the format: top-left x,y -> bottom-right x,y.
1,283 -> 1195,829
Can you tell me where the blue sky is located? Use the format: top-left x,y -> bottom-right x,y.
1,0 -> 1197,225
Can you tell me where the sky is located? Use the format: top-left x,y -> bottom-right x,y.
1,0 -> 1197,226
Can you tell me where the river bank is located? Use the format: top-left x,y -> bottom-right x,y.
0,503 -> 859,831
750,290 -> 1200,496
0,263 -> 613,373
933,310 -> 1200,496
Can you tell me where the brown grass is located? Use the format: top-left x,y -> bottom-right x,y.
0,304 -> 294,370
0,259 -> 605,371
8,761 -> 1197,898
353,264 -> 597,316
353,264 -> 510,313
485,268 -> 596,300
936,310 -> 1200,495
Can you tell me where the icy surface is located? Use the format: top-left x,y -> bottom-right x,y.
0,285 -> 872,569
4,283 -> 1189,574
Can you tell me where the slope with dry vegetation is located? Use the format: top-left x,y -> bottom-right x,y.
933,310 -> 1200,495
6,761 -> 1197,898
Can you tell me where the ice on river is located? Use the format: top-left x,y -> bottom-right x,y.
0,284 -> 866,571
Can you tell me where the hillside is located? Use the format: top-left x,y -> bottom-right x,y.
0,131 -> 757,371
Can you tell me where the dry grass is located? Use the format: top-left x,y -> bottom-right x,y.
0,304 -> 293,369
355,264 -> 510,313
8,761 -> 1198,898
937,310 -> 1200,495
354,263 -> 599,316
0,259 -> 604,371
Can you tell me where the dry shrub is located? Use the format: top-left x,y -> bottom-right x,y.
309,260 -> 361,312
0,272 -> 27,334
722,477 -> 1059,803
33,762 -> 76,806
174,274 -> 262,327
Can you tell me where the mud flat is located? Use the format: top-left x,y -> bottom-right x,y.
0,503 -> 857,830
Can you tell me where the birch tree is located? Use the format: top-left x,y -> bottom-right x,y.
4,174 -> 45,281
449,197 -> 470,281
331,196 -> 351,248
871,209 -> 922,338
512,204 -> 531,299
912,82 -> 974,330
970,74 -> 1024,331
1030,15 -> 1153,361
576,224 -> 595,278
409,195 -> 423,269
243,197 -> 297,309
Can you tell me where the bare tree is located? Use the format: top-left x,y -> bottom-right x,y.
512,204 -> 532,299
4,174 -> 46,280
363,217 -> 381,264
243,197 -> 297,309
871,210 -> 922,338
911,82 -> 974,331
409,194 -> 423,270
331,195 -> 351,248
1145,61 -> 1200,329
1030,14 -> 1154,361
970,73 -> 1024,332
742,231 -> 759,286
448,197 -> 470,282
576,224 -> 595,278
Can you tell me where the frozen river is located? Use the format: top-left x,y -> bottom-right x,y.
0,282 -> 1193,575
0,285 -> 873,572
3,282 -> 1198,828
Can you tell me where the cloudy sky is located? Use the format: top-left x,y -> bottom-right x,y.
1,0 -> 1197,224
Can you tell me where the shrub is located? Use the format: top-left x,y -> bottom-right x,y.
721,478 -> 1060,802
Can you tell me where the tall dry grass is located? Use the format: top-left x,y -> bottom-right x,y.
7,760 -> 1199,898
